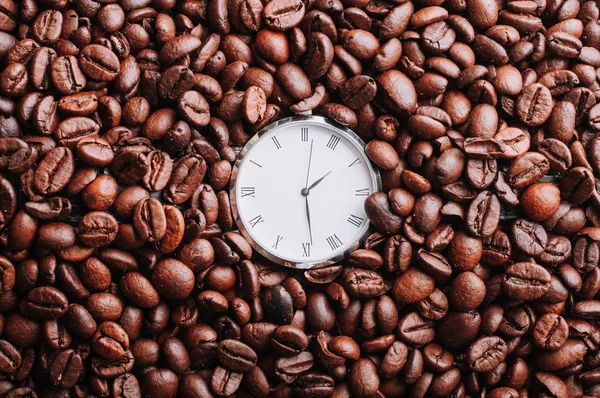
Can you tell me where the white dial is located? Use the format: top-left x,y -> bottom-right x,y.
231,116 -> 380,268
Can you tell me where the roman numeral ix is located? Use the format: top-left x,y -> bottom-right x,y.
241,187 -> 255,198
249,215 -> 264,228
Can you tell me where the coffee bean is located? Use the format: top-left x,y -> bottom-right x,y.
78,211 -> 118,247
507,152 -> 550,188
51,55 -> 87,95
263,0 -> 305,31
34,147 -> 75,195
502,262 -> 551,300
340,359 -> 376,396
537,339 -> 587,371
468,336 -> 508,372
516,84 -> 554,126
23,287 -> 68,320
511,219 -> 548,256
92,321 -> 129,359
275,351 -> 314,382
365,192 -> 403,234
533,313 -> 568,351
48,349 -> 82,389
0,340 -> 21,374
342,268 -> 385,298
521,183 -> 561,221
151,259 -> 194,300
79,44 -> 120,82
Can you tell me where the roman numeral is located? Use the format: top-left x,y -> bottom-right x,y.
272,235 -> 283,249
326,234 -> 343,250
249,160 -> 262,168
355,188 -> 370,196
272,136 -> 281,149
302,243 -> 311,257
249,215 -> 264,228
326,135 -> 340,150
241,187 -> 255,198
301,128 -> 309,142
347,214 -> 364,227
348,158 -> 361,167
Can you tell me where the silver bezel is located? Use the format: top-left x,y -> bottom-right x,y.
230,115 -> 382,270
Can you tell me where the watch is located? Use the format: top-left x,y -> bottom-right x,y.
230,115 -> 381,269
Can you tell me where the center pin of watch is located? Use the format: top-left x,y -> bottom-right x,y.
301,188 -> 310,196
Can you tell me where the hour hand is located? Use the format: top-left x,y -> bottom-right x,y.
307,170 -> 332,191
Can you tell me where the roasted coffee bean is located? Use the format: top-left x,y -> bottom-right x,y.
502,262 -> 551,301
79,45 -> 120,81
51,56 -> 86,95
466,191 -> 500,237
0,340 -> 21,374
78,211 -> 118,247
511,219 -> 548,256
23,287 -> 68,320
34,147 -> 75,195
507,152 -> 550,188
521,183 -> 561,221
92,321 -> 129,359
468,336 -> 508,372
516,84 -> 554,126
533,313 -> 568,351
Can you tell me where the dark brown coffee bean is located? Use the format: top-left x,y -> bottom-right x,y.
503,262 -> 552,301
0,340 -> 21,374
78,44 -> 120,82
533,313 -> 568,351
264,0 -> 305,31
92,321 -> 129,359
511,219 -> 548,256
466,191 -> 500,238
51,56 -> 86,95
516,83 -> 554,126
164,155 -> 207,205
23,287 -> 68,320
468,336 -> 508,372
507,152 -> 550,188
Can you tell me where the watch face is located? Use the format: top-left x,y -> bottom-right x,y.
231,116 -> 380,268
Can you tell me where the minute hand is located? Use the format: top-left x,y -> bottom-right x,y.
307,171 -> 332,191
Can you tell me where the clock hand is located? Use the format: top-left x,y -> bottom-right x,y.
305,196 -> 313,245
307,170 -> 332,191
304,139 -> 314,189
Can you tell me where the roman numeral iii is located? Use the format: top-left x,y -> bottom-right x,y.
301,127 -> 309,142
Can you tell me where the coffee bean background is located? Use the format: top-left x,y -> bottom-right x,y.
0,0 -> 598,396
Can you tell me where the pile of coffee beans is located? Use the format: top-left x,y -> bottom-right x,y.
1,0 -> 600,396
